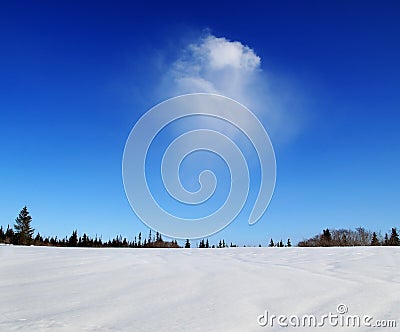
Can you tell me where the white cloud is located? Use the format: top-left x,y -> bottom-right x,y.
192,35 -> 260,71
162,34 -> 262,107
156,33 -> 306,144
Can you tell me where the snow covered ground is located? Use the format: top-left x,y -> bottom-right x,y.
0,245 -> 399,331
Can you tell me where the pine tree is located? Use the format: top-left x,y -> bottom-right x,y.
5,224 -> 14,240
287,239 -> 292,247
371,232 -> 380,246
384,233 -> 389,246
205,239 -> 209,248
50,236 -> 57,246
14,206 -> 35,245
279,240 -> 284,247
69,230 -> 78,247
34,233 -> 43,245
81,233 -> 89,247
389,228 -> 399,246
0,226 -> 4,242
185,239 -> 190,248
269,239 -> 274,247
321,229 -> 332,246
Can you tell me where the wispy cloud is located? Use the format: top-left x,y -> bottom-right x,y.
157,32 -> 306,143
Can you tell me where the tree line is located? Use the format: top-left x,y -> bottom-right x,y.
298,227 -> 400,247
2,206 -> 398,248
268,239 -> 292,247
0,206 -> 239,249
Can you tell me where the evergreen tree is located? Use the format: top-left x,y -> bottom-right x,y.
5,224 -> 14,241
148,229 -> 152,244
81,233 -> 89,247
50,236 -> 57,246
389,228 -> 399,246
69,230 -> 78,247
371,232 -> 380,246
34,233 -> 43,244
384,233 -> 389,246
185,239 -> 190,248
14,206 -> 34,245
138,232 -> 142,247
269,238 -> 274,247
0,225 -> 4,242
322,229 -> 332,245
279,240 -> 284,247
287,239 -> 292,247
205,239 -> 209,248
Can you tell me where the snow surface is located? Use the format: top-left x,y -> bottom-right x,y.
0,246 -> 399,331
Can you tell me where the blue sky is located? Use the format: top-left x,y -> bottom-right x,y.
1,1 -> 399,245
